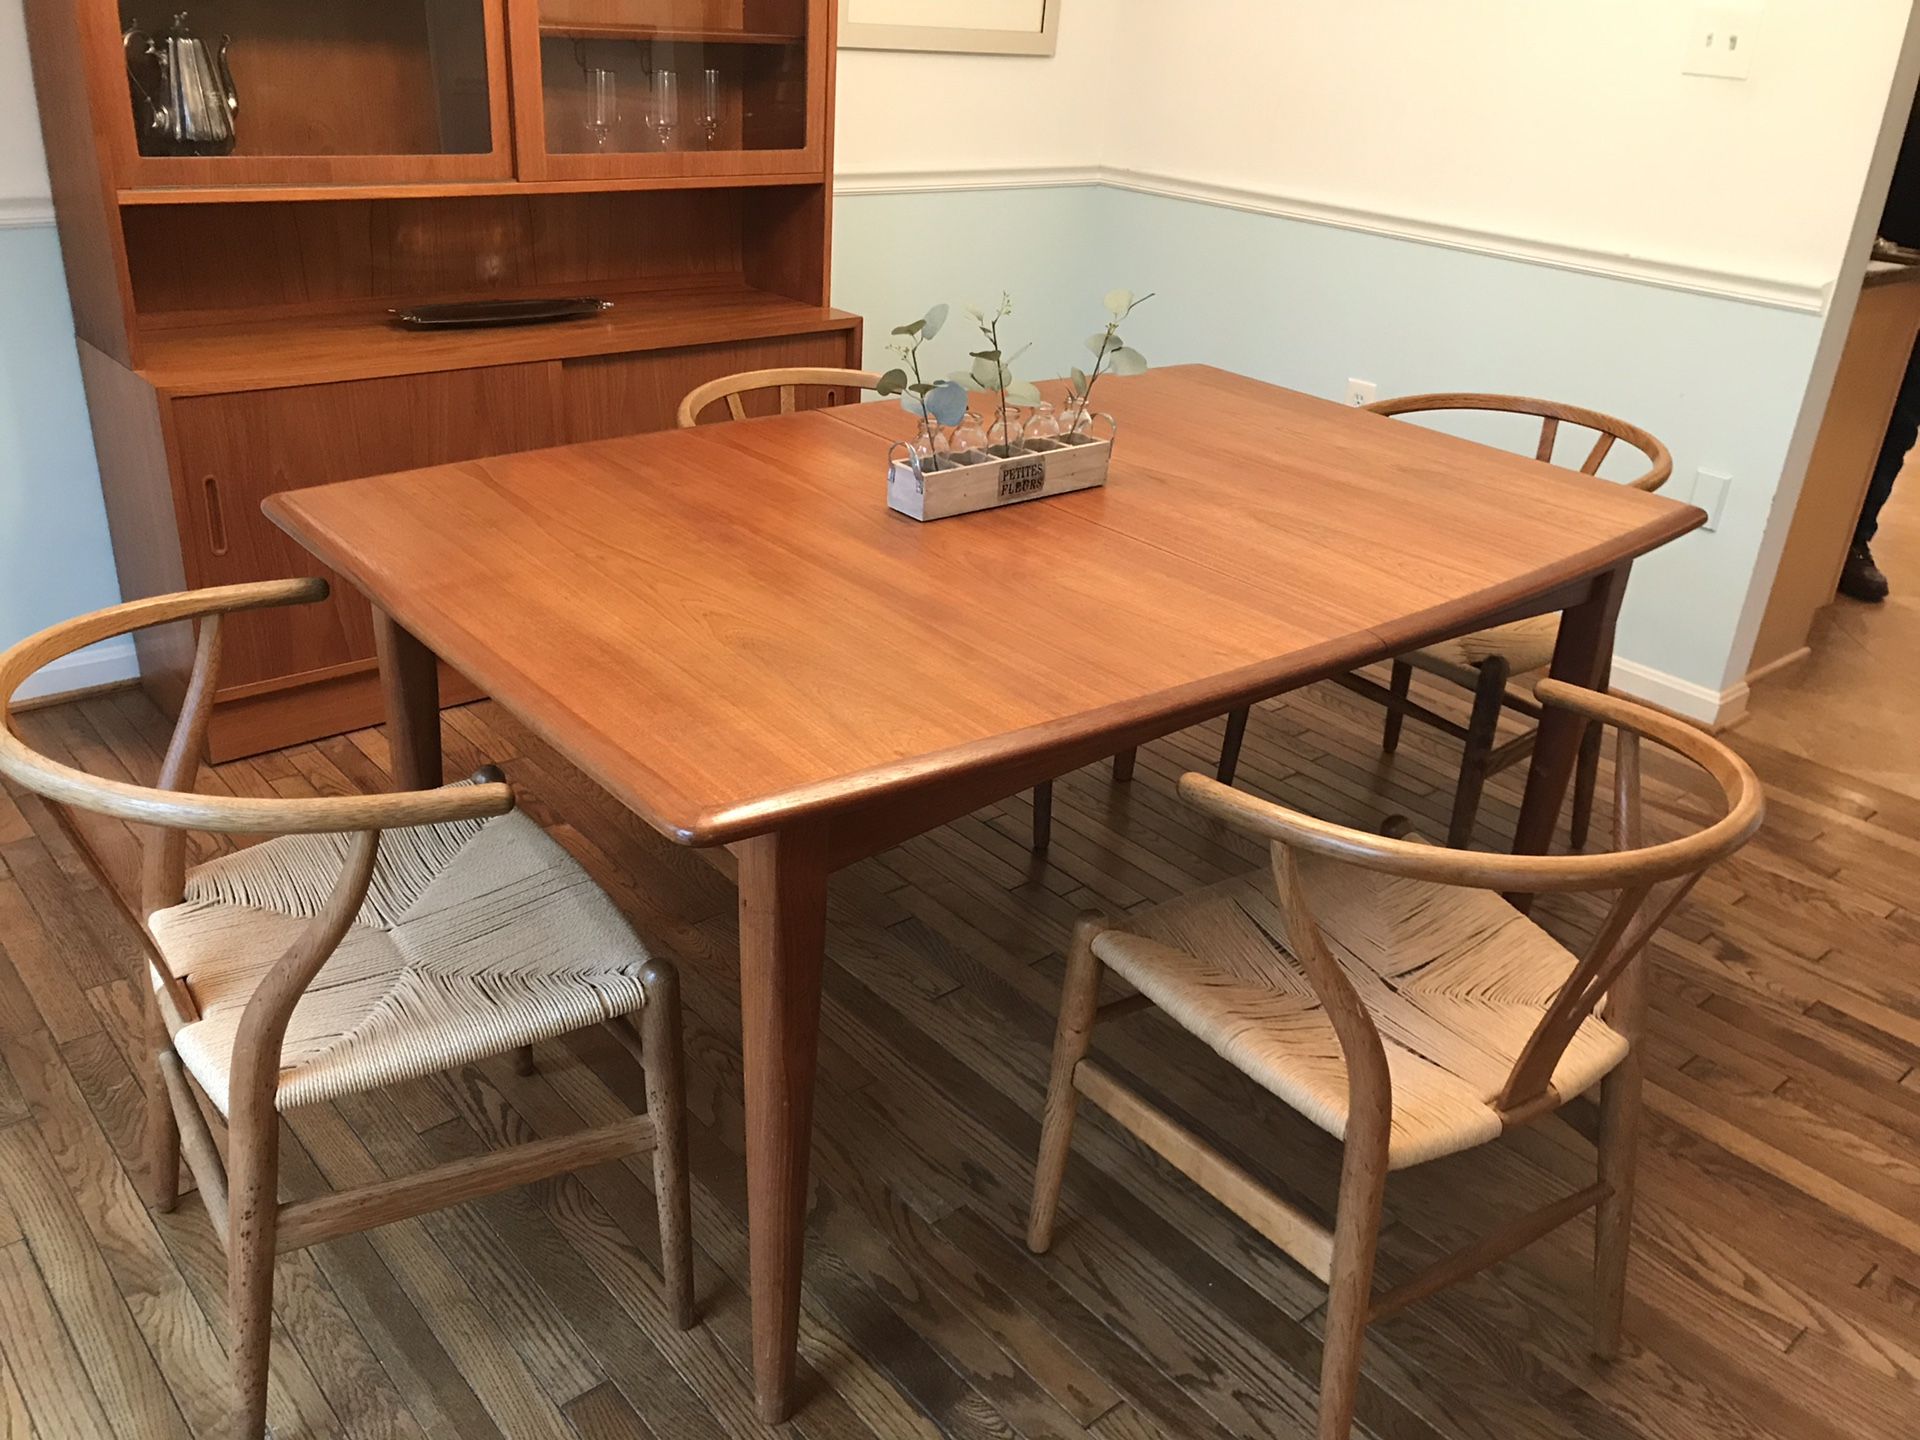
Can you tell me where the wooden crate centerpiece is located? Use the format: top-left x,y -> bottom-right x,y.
886,428 -> 1113,522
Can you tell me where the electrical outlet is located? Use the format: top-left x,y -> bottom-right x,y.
1692,468 -> 1733,532
1346,378 -> 1377,408
1684,6 -> 1754,80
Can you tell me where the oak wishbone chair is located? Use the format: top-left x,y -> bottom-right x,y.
675,366 -> 883,428
0,579 -> 694,1440
1027,681 -> 1761,1440
1206,394 -> 1673,851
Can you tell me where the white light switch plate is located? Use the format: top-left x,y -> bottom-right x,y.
1685,5 -> 1755,79
1693,468 -> 1733,532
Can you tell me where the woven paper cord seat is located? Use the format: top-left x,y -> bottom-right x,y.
150,798 -> 651,1115
1092,856 -> 1629,1169
1410,613 -> 1562,677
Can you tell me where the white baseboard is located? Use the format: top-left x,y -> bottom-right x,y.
1610,657 -> 1750,730
11,637 -> 141,704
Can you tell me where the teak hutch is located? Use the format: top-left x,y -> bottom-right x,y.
24,0 -> 861,758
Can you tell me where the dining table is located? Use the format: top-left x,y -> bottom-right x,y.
263,362 -> 1703,1421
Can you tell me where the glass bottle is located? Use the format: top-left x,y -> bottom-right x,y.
987,409 -> 1024,454
1023,401 -> 1062,445
949,411 -> 989,460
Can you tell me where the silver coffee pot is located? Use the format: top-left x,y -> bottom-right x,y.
125,13 -> 239,157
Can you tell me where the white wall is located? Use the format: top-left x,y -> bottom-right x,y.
835,6 -> 1111,177
1101,0 -> 1910,298
0,0 -> 49,218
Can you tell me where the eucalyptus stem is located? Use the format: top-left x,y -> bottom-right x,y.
905,348 -> 942,469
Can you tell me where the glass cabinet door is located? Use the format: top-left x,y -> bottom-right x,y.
111,0 -> 513,187
510,0 -> 822,178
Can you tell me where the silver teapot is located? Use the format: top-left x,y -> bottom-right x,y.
125,13 -> 238,157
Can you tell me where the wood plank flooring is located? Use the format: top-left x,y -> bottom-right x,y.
1,671 -> 1916,1440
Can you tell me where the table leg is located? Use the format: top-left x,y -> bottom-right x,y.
737,824 -> 831,1423
1513,565 -> 1630,866
372,608 -> 441,789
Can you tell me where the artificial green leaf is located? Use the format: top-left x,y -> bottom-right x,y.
1108,346 -> 1148,376
899,391 -> 929,418
876,368 -> 908,395
964,303 -> 985,321
1104,288 -> 1133,318
922,303 -> 950,340
972,355 -> 1005,389
891,320 -> 925,338
1006,380 -> 1043,406
1070,366 -> 1090,395
1085,332 -> 1115,358
970,348 -> 1002,361
925,379 -> 968,426
910,381 -> 935,395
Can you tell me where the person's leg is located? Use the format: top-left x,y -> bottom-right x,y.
1842,336 -> 1920,600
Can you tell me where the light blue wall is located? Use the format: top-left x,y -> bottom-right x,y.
834,185 -> 1101,386
0,223 -> 121,689
838,184 -> 1829,701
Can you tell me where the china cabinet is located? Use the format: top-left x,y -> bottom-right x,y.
25,0 -> 858,757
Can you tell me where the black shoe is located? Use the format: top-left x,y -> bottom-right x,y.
1839,543 -> 1890,603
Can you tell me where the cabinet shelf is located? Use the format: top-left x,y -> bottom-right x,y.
538,23 -> 802,43
135,283 -> 861,396
117,172 -> 820,206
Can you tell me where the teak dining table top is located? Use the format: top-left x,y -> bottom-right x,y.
265,362 -> 1702,1423
265,364 -> 1698,851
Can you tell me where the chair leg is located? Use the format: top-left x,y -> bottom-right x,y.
145,993 -> 181,1213
1027,914 -> 1108,1254
1318,1121 -> 1390,1440
1217,708 -> 1251,787
1592,1050 -> 1644,1359
1447,659 -> 1510,849
514,1044 -> 538,1076
225,1107 -> 281,1440
641,962 -> 695,1330
1380,661 -> 1413,755
1031,781 -> 1053,852
1570,721 -> 1604,851
1111,750 -> 1137,784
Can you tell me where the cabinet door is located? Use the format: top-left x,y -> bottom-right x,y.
506,0 -> 827,181
170,364 -> 558,692
555,329 -> 858,440
104,1 -> 515,190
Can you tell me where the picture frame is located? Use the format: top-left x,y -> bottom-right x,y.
839,0 -> 1060,57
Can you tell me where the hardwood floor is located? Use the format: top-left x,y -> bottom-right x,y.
1745,463 -> 1920,802
1,671 -> 1917,1440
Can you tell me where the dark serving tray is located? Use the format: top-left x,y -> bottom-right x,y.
390,298 -> 614,330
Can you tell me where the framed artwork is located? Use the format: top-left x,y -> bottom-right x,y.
840,0 -> 1060,57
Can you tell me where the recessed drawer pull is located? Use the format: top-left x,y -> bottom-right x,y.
202,474 -> 229,556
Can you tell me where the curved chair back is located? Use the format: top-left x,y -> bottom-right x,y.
0,580 -> 512,905
1367,393 -> 1672,493
1181,681 -> 1761,1117
676,367 -> 882,428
